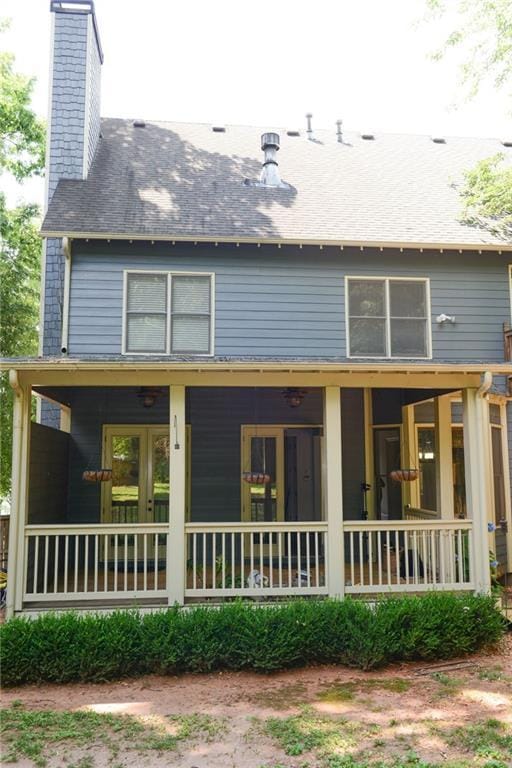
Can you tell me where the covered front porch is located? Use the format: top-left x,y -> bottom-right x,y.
7,361 -> 508,614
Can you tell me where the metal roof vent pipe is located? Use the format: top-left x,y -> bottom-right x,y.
260,132 -> 285,187
306,113 -> 313,140
336,119 -> 343,143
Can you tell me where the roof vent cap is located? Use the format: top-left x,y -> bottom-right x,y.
501,139 -> 512,147
133,119 -> 146,128
361,133 -> 375,140
244,133 -> 291,189
306,113 -> 313,140
212,125 -> 226,133
431,136 -> 446,144
286,129 -> 300,137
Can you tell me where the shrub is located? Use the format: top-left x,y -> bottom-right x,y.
0,593 -> 505,686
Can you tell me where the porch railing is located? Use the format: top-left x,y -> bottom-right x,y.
184,522 -> 328,598
21,518 -> 475,606
23,524 -> 168,602
344,520 -> 474,593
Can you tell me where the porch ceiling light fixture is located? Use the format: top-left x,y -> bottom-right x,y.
137,386 -> 163,408
282,387 -> 307,408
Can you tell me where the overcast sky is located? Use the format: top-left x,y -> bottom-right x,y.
3,0 -> 510,206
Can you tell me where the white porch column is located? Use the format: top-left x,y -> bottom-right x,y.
401,404 -> 420,509
462,388 -> 492,594
324,386 -> 344,598
435,395 -> 454,520
168,385 -> 186,605
6,374 -> 31,617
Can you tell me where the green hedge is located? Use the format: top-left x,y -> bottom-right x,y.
0,594 -> 505,686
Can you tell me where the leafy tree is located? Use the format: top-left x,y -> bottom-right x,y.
461,153 -> 512,238
0,24 -> 45,499
426,1 -> 512,241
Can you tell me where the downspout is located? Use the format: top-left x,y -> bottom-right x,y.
477,371 -> 493,398
60,237 -> 71,354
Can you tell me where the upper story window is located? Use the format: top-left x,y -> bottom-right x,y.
346,277 -> 431,358
124,271 -> 213,355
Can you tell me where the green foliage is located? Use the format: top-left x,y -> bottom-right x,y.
0,25 -> 44,500
0,25 -> 45,182
425,1 -> 512,243
460,154 -> 512,239
0,202 -> 40,358
425,0 -> 512,101
0,594 -> 505,687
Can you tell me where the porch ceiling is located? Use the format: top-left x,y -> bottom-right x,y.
4,357 -> 511,390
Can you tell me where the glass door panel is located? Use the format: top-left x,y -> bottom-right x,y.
150,431 -> 170,523
242,427 -> 284,523
250,436 -> 277,522
107,431 -> 145,523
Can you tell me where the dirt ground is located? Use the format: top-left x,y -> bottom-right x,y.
1,635 -> 512,768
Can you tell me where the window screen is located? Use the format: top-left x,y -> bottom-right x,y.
348,278 -> 429,358
126,273 -> 167,353
389,280 -> 428,357
347,279 -> 386,356
171,275 -> 211,353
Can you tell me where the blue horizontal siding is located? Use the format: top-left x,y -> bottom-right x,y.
68,242 -> 511,362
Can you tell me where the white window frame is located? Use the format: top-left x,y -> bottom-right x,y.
122,269 -> 215,356
345,275 -> 432,360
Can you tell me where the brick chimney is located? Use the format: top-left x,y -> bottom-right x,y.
41,1 -> 103,368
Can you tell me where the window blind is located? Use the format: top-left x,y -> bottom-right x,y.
126,273 -> 167,353
171,275 -> 211,353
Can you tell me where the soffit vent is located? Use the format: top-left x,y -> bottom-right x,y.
212,125 -> 226,133
133,120 -> 146,128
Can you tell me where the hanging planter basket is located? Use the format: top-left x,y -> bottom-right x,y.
82,469 -> 112,483
389,469 -> 419,483
242,472 -> 271,484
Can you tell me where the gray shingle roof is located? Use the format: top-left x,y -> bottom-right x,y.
41,118 -> 512,247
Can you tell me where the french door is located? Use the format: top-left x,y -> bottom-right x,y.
101,425 -> 170,525
241,425 -> 323,523
241,426 -> 284,523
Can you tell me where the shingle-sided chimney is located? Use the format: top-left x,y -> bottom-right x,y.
41,1 -> 103,370
46,0 -> 103,204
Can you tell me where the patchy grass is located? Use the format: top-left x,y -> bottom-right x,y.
317,678 -> 411,704
261,707 -> 376,757
260,755 -> 491,767
438,718 -> 512,763
0,703 -> 227,767
67,759 -> 95,768
248,681 -> 308,709
429,672 -> 463,697
477,665 -> 512,683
